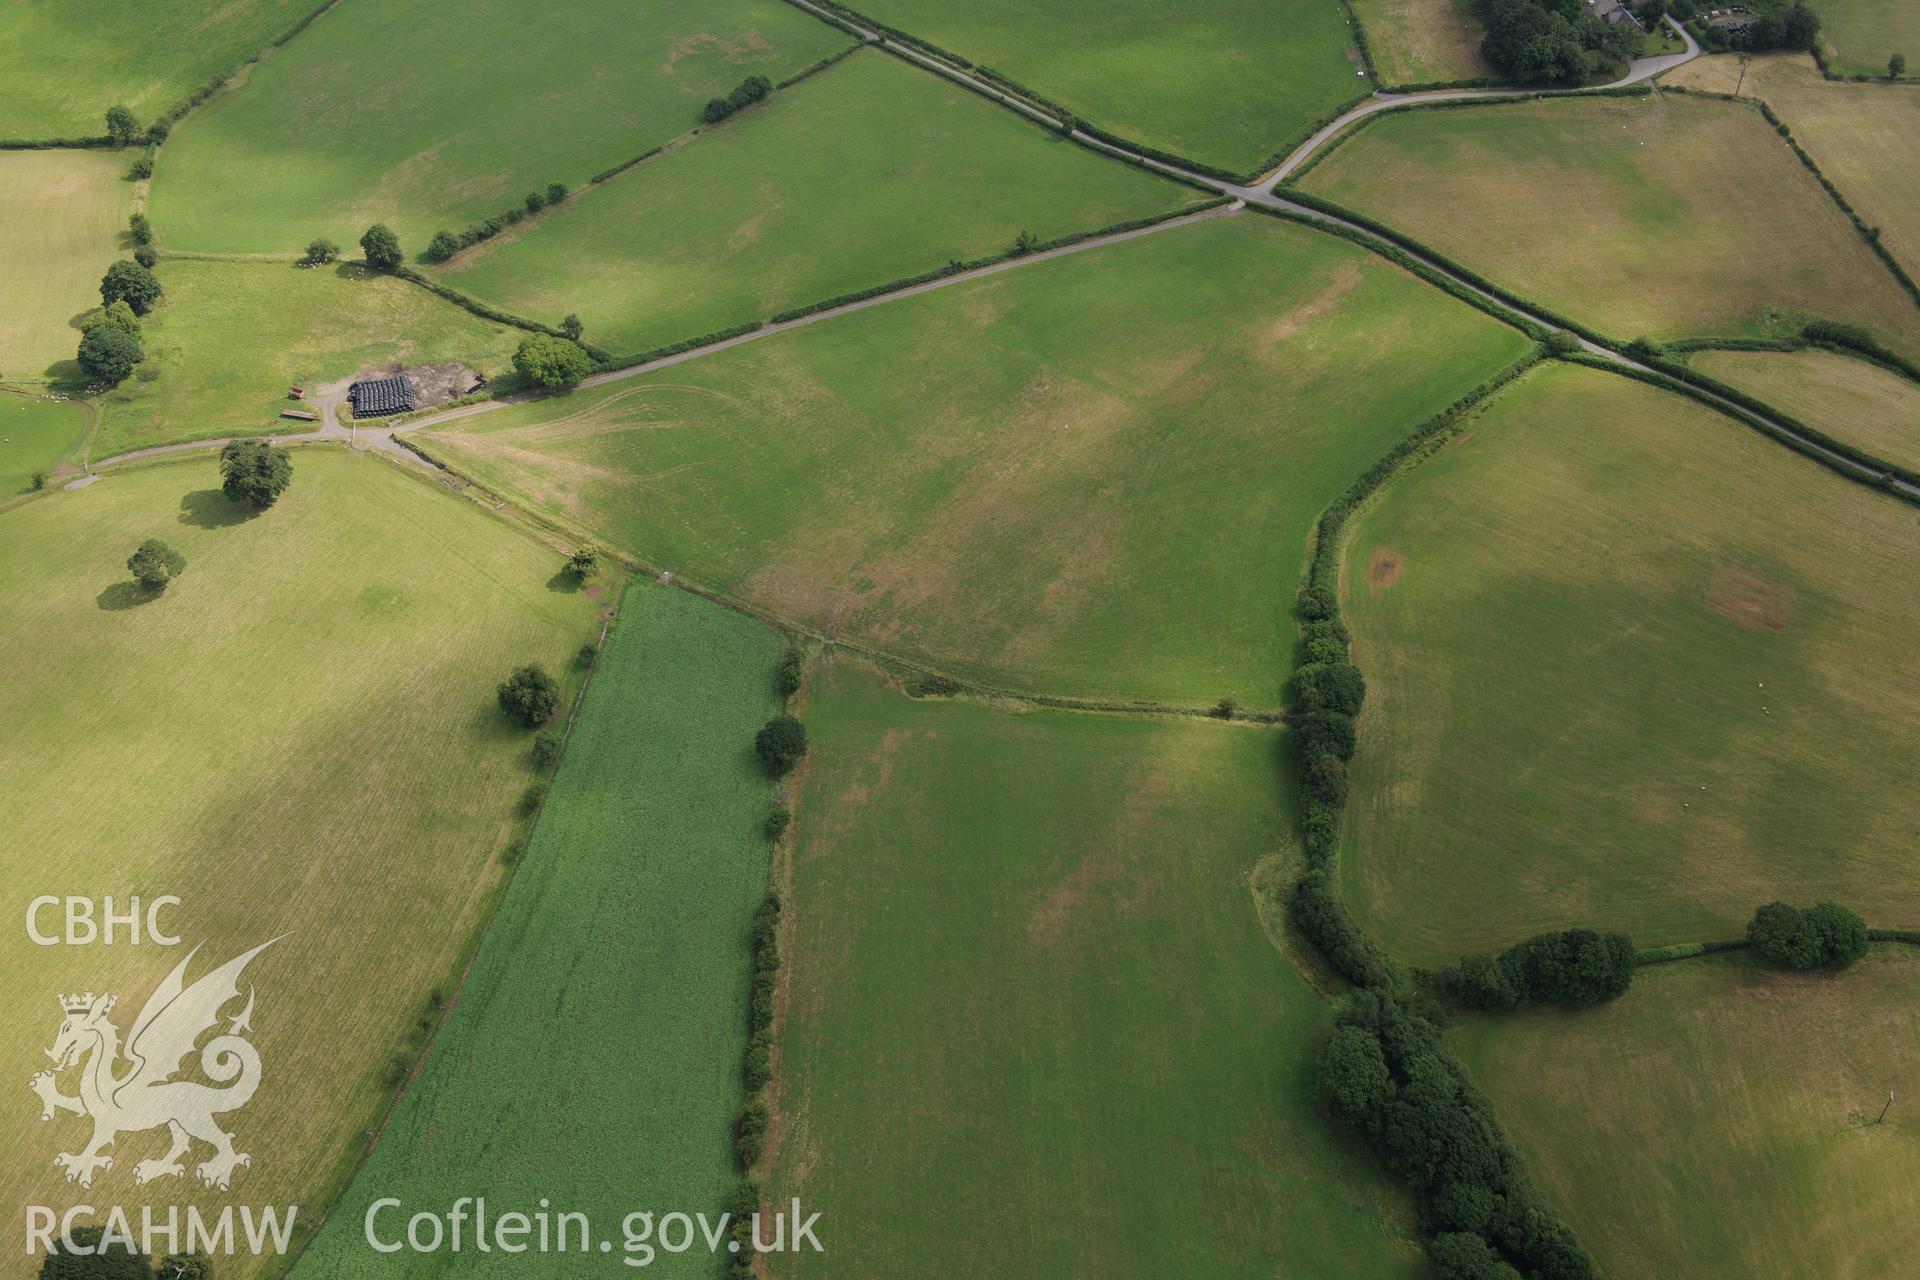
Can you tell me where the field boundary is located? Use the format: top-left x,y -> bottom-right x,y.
267,520 -> 627,1279
372,434 -> 1294,723
1276,349 -> 1608,1277
1663,85 -> 1920,314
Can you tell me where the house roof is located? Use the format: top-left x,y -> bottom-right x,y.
348,376 -> 416,418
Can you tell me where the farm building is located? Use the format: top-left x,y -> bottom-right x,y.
1588,0 -> 1644,27
348,375 -> 416,418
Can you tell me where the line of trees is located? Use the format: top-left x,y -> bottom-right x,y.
1438,929 -> 1636,1009
701,75 -> 772,125
1322,992 -> 1596,1280
423,184 -> 571,263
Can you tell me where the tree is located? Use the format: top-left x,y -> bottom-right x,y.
38,1226 -> 151,1280
1303,751 -> 1349,806
1011,229 -> 1040,255
755,715 -> 808,777
1892,52 -> 1908,78
1321,1024 -> 1394,1127
524,190 -> 546,214
128,153 -> 153,180
775,648 -> 804,697
300,238 -> 340,267
133,244 -> 158,268
1747,900 -> 1868,969
513,333 -> 595,390
497,664 -> 560,727
425,230 -> 460,262
359,223 -> 402,271
565,545 -> 599,579
218,439 -> 293,507
77,325 -> 143,384
1292,660 -> 1366,715
100,260 -> 163,314
531,729 -> 562,768
87,300 -> 143,339
128,212 -> 153,246
105,105 -> 139,145
547,182 -> 569,205
127,538 -> 186,591
561,313 -> 584,341
1429,1233 -> 1523,1280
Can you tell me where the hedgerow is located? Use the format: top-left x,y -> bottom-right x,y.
763,200 -> 1230,324
423,184 -> 571,263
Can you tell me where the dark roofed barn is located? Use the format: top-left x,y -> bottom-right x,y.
348,375 -> 416,418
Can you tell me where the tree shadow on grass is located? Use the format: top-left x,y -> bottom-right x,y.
179,489 -> 251,529
546,569 -> 583,594
97,581 -> 159,611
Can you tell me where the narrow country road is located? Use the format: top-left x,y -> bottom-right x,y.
69,16 -> 1914,503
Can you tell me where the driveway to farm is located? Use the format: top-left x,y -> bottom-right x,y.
76,16 -> 1911,502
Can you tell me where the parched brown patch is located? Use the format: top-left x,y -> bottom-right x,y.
1706,569 -> 1792,631
1368,546 -> 1404,589
582,583 -> 605,599
1258,262 -> 1362,348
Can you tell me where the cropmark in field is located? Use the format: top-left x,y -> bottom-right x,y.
417,214 -> 1532,709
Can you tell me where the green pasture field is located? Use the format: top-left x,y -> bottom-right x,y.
298,584 -> 778,1278
1297,93 -> 1920,359
433,50 -> 1197,356
1340,363 -> 1920,964
841,0 -> 1363,175
1692,347 -> 1920,472
417,215 -> 1531,708
148,0 -> 850,255
1451,948 -> 1920,1277
1664,54 -> 1920,284
1350,0 -> 1492,86
773,660 -> 1422,1279
0,148 -> 133,379
89,259 -> 521,456
1815,0 -> 1920,78
0,450 -> 601,1272
0,0 -> 322,138
0,392 -> 87,497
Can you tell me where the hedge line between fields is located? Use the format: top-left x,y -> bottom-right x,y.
1560,352 -> 1920,503
1273,188 -> 1615,345
761,199 -> 1230,324
1284,347 -> 1603,1278
1636,929 -> 1920,965
389,266 -> 570,339
1664,86 -> 1920,313
1248,203 -> 1549,340
1641,343 -> 1920,489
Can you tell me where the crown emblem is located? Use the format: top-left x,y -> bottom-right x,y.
59,992 -> 112,1015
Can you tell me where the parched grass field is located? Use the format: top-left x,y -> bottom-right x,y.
1814,0 -> 1920,79
773,660 -> 1423,1279
1662,53 -> 1920,284
418,215 -> 1531,708
1692,347 -> 1920,473
1340,364 -> 1920,963
1297,93 -> 1920,358
0,450 -> 601,1271
433,50 -> 1197,356
149,0 -> 850,255
298,585 -> 778,1278
1349,0 -> 1491,86
0,0 -> 322,139
0,392 -> 87,498
0,149 -> 133,379
1451,949 -> 1920,1277
841,0 -> 1363,175
91,260 -> 521,456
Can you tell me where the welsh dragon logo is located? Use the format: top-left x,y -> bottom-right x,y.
30,938 -> 280,1191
